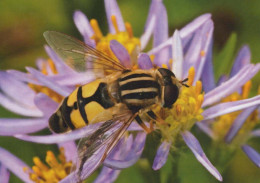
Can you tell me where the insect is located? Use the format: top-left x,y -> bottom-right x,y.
44,31 -> 188,182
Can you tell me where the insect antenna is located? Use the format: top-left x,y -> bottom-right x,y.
180,78 -> 189,87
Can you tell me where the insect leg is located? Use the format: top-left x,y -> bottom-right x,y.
146,110 -> 166,125
135,115 -> 152,133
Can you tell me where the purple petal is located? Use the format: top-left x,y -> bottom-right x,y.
147,14 -> 212,56
180,13 -> 212,39
7,70 -> 40,85
0,147 -> 33,183
181,131 -> 222,181
194,20 -> 214,82
0,72 -> 37,107
152,140 -> 171,170
138,53 -> 153,70
0,118 -> 48,136
242,145 -> 260,167
58,141 -> 77,163
196,120 -> 215,139
172,30 -> 184,79
230,45 -> 251,77
94,167 -> 120,183
202,95 -> 260,120
44,46 -> 75,74
201,38 -> 215,92
104,0 -> 125,33
104,132 -> 146,169
203,64 -> 260,107
51,72 -> 95,86
14,123 -> 103,143
251,129 -> 260,137
110,40 -> 131,68
141,15 -> 156,50
0,164 -> 10,183
140,0 -> 158,50
26,67 -> 72,96
216,75 -> 228,86
153,2 -> 169,66
225,105 -> 259,143
34,93 -> 58,116
0,93 -> 43,117
73,10 -> 95,46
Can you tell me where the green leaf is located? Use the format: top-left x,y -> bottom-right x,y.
214,33 -> 237,80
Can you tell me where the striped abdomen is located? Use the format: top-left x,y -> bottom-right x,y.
118,71 -> 160,112
49,79 -> 114,133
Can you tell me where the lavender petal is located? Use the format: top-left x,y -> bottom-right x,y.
0,93 -> 43,117
225,105 -> 259,143
73,10 -> 95,46
104,132 -> 146,169
104,0 -> 125,33
181,131 -> 222,181
0,147 -> 33,183
34,93 -> 58,116
51,72 -> 95,86
230,45 -> 251,77
201,38 -> 215,92
194,20 -> 214,83
0,71 -> 36,107
0,164 -> 10,183
152,140 -> 171,170
44,46 -> 75,74
180,14 -> 212,39
26,67 -> 72,96
172,30 -> 184,79
14,123 -> 103,143
58,141 -> 77,163
203,95 -> 260,120
0,118 -> 48,136
138,53 -> 153,70
242,145 -> 260,167
203,64 -> 260,107
94,167 -> 120,183
110,40 -> 131,68
7,70 -> 40,85
251,129 -> 260,137
196,120 -> 215,139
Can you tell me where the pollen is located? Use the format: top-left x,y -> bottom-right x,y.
27,148 -> 72,183
154,67 -> 204,143
212,80 -> 259,144
200,50 -> 206,57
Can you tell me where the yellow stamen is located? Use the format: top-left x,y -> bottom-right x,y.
90,19 -> 103,41
187,67 -> 195,86
111,15 -> 119,33
200,50 -> 205,57
168,59 -> 173,66
162,64 -> 168,69
33,157 -> 49,171
28,148 -> 72,183
242,80 -> 252,99
150,55 -> 155,62
195,80 -> 202,96
48,59 -> 58,74
196,94 -> 204,111
125,22 -> 133,38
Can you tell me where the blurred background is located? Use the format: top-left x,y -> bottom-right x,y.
0,0 -> 259,182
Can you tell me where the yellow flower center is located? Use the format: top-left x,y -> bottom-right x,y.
90,16 -> 140,64
212,81 -> 259,144
153,67 -> 204,143
26,148 -> 72,183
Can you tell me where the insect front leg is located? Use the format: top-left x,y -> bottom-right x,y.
135,115 -> 153,133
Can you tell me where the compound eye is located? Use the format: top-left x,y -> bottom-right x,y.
162,84 -> 179,108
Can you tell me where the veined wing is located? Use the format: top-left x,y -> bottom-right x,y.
43,31 -> 126,72
71,113 -> 137,183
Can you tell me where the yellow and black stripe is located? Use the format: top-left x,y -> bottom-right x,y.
49,79 -> 115,133
118,72 -> 160,112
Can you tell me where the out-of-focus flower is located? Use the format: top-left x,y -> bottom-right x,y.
196,45 -> 260,168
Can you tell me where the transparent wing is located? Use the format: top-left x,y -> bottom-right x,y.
43,31 -> 126,72
71,113 -> 137,183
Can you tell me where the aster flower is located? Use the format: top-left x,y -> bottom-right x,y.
196,44 -> 260,168
1,0 -> 259,183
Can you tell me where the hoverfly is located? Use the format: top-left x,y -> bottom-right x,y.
44,31 -> 188,182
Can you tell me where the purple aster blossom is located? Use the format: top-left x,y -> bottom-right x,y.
195,41 -> 260,168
